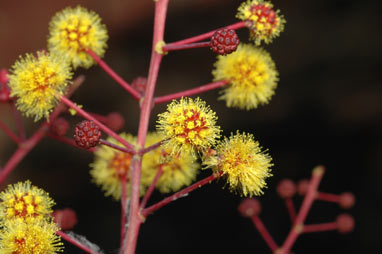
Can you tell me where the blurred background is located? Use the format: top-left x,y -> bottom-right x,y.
0,0 -> 380,253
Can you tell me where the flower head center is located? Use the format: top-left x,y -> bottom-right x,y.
8,193 -> 41,218
249,4 -> 278,29
110,152 -> 132,178
61,17 -> 93,51
177,109 -> 208,144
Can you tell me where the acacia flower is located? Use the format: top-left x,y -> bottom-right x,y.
212,44 -> 278,110
48,6 -> 108,69
0,219 -> 63,254
156,97 -> 221,157
237,0 -> 286,45
0,181 -> 55,224
90,133 -> 144,200
8,51 -> 72,121
203,132 -> 273,197
141,132 -> 200,193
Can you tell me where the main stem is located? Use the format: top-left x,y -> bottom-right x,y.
124,1 -> 169,253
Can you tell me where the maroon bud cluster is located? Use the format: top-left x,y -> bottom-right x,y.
238,198 -> 261,217
50,117 -> 70,136
336,214 -> 355,234
74,120 -> 101,149
52,208 -> 78,230
277,179 -> 296,199
106,112 -> 125,132
210,28 -> 240,55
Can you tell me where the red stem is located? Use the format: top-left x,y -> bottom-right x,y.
302,222 -> 338,233
138,139 -> 164,156
251,216 -> 279,252
124,1 -> 168,253
140,165 -> 163,209
57,231 -> 101,254
86,49 -> 141,101
120,174 -> 127,249
141,172 -> 221,218
162,41 -> 211,52
9,101 -> 26,140
316,192 -> 340,203
168,21 -> 246,46
0,120 -> 21,144
279,166 -> 325,254
154,80 -> 229,104
89,112 -> 108,123
99,139 -> 136,155
59,96 -> 135,151
47,133 -> 95,153
285,198 -> 296,223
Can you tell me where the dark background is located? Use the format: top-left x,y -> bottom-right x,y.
0,0 -> 380,253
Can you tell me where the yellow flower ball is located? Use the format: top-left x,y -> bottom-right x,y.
237,0 -> 286,45
142,132 -> 200,193
212,44 -> 278,110
8,51 -> 72,121
90,133 -> 145,200
203,132 -> 273,197
0,181 -> 55,224
0,219 -> 63,254
48,6 -> 108,69
156,97 -> 221,157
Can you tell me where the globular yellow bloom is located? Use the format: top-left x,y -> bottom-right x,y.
0,219 -> 63,254
156,97 -> 221,157
8,51 -> 72,121
237,0 -> 286,45
212,44 -> 278,110
141,132 -> 200,193
48,6 -> 108,69
90,133 -> 145,200
203,132 -> 273,197
0,181 -> 55,224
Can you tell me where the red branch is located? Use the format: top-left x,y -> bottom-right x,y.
279,166 -> 325,254
285,198 -> 296,223
302,222 -> 338,233
154,80 -> 229,104
162,41 -> 211,52
87,49 -> 141,101
57,231 -> 101,254
141,172 -> 221,218
316,192 -> 340,203
168,21 -> 246,46
0,120 -> 21,144
251,215 -> 279,252
140,165 -> 163,210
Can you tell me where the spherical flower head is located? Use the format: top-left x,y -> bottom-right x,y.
90,133 -> 145,200
0,181 -> 55,224
0,219 -> 63,254
203,132 -> 273,197
156,97 -> 221,157
8,51 -> 72,121
212,44 -> 278,110
48,5 -> 108,69
142,132 -> 200,193
236,0 -> 286,45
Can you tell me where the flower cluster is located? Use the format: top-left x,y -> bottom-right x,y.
213,44 -> 278,110
156,97 -> 221,156
142,132 -> 200,193
0,181 -> 63,253
203,132 -> 273,197
7,6 -> 108,121
237,0 -> 285,45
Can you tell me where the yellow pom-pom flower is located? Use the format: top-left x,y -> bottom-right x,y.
90,133 -> 145,200
48,6 -> 108,69
156,97 -> 221,157
0,181 -> 55,224
0,219 -> 63,254
212,44 -> 278,110
8,51 -> 72,121
141,132 -> 200,193
203,132 -> 273,197
237,0 -> 286,45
